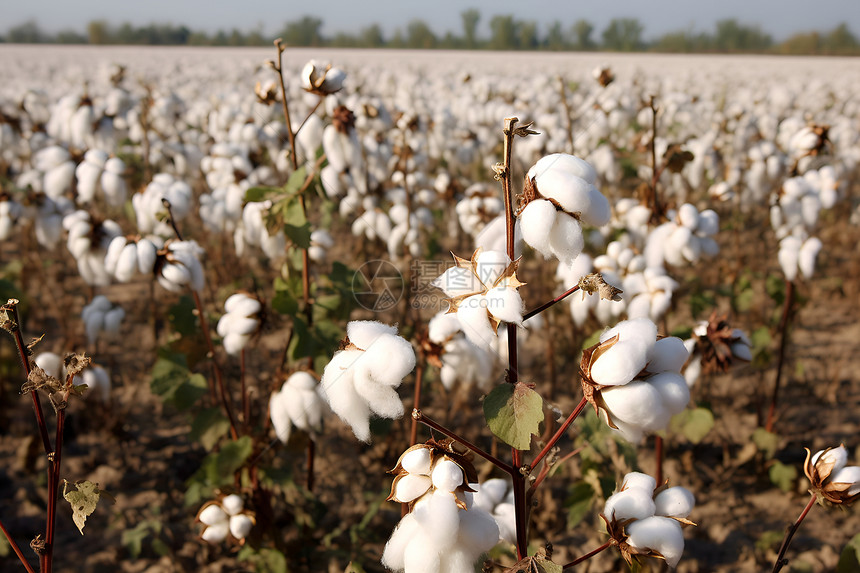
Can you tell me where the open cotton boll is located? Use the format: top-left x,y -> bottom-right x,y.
654,486 -> 695,519
201,522 -> 229,543
401,447 -> 433,475
457,504 -> 501,552
199,504 -> 227,526
472,479 -> 508,511
530,153 -> 596,184
484,286 -> 524,326
601,381 -> 669,435
35,352 -> 64,380
627,516 -> 685,568
348,320 -> 398,350
604,488 -> 656,521
320,351 -> 372,442
382,512 -> 421,571
351,373 -> 404,418
548,212 -> 585,264
590,339 -> 651,386
830,467 -> 860,496
622,472 -> 657,493
421,490 -> 461,549
358,333 -> 416,386
811,445 -> 847,470
778,236 -> 801,281
648,372 -> 691,414
646,337 -> 689,373
229,514 -> 253,539
474,250 -> 511,287
520,200 -> 556,257
457,295 -> 496,349
798,237 -> 822,279
221,494 -> 243,516
395,474 -> 433,503
431,459 -> 464,492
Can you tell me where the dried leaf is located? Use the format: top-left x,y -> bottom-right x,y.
63,480 -> 114,535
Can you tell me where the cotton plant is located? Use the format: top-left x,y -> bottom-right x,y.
430,249 -> 525,349
682,313 -> 752,387
382,441 -> 500,573
454,183 -> 505,239
32,145 -> 76,199
601,472 -> 696,568
132,173 -> 193,237
580,318 -> 691,442
269,372 -> 326,443
74,149 -> 127,207
643,204 -> 719,269
81,295 -> 125,346
0,195 -> 22,241
234,200 -> 286,261
804,445 -> 860,505
197,494 -> 255,544
471,478 -> 516,546
318,321 -> 415,442
215,293 -> 262,356
518,153 -> 611,265
300,60 -> 346,96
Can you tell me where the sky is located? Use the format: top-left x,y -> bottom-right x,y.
4,0 -> 859,40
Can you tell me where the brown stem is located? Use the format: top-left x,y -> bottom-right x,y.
191,290 -> 239,441
563,540 -> 612,569
411,409 -> 515,476
531,446 -> 584,491
0,516 -> 37,573
529,396 -> 588,472
7,309 -> 52,456
523,284 -> 582,321
772,492 -> 816,573
44,406 -> 65,573
648,96 -> 663,223
765,278 -> 794,433
655,434 -> 664,486
409,362 -> 424,446
272,39 -> 298,171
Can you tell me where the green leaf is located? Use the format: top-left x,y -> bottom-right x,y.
63,480 -> 115,535
149,355 -> 208,411
565,481 -> 595,529
238,546 -> 289,573
837,533 -> 860,573
283,198 -> 312,249
121,521 -> 150,559
284,165 -> 308,193
272,277 -> 300,316
483,382 -> 544,450
752,428 -> 779,459
189,408 -> 230,450
244,186 -> 280,203
194,436 -> 254,487
0,531 -> 9,557
669,407 -> 714,444
755,529 -> 784,553
168,295 -> 198,337
768,460 -> 797,492
766,273 -> 787,306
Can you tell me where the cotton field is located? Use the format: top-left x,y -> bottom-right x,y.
1,44 -> 859,573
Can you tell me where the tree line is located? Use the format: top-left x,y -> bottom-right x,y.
3,12 -> 859,56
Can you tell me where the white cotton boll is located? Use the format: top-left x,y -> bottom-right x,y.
84,311 -> 104,346
395,474 -> 432,503
44,162 -> 76,199
457,295 -> 495,349
431,459 -> 464,492
440,366 -> 458,390
310,229 -> 334,249
351,372 -> 404,418
103,307 -> 124,337
201,522 -> 229,543
199,504 -> 228,526
382,513 -> 420,571
321,350 -> 372,442
537,169 -> 592,213
622,472 -> 657,493
699,237 -> 719,257
778,237 -> 801,281
649,372 -> 690,415
530,153 -> 596,184
222,494 -> 243,516
654,486 -> 695,519
798,237 -> 822,279
583,185 -> 611,226
229,514 -> 253,540
401,447 -> 433,475
665,226 -> 692,267
359,333 -> 416,386
402,534 -> 443,573
684,355 -> 702,387
104,236 -> 127,274
520,200 -> 556,258
603,488 -> 656,521
160,262 -> 191,291
603,317 -> 658,345
811,446 -> 847,472
432,266 -> 485,299
428,312 -> 462,344
423,490 -> 461,549
602,381 -> 668,434
347,320 -> 398,350
590,339 -> 650,387
830,467 -> 860,496
627,516 -> 685,568
548,213 -> 584,264
493,502 -> 517,545
225,294 -> 261,316
223,333 -> 250,355
75,161 -> 102,204
475,479 -> 508,510
458,505 -> 501,551
647,337 -> 689,374
626,293 -> 652,321
115,243 -> 138,282
677,204 -> 699,229
485,286 -> 524,326
269,391 -> 292,443
731,341 -> 753,362
474,250 -> 511,287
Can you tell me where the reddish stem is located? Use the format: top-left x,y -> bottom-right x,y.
409,362 -> 424,446
0,516 -> 37,573
529,396 -> 588,472
240,348 -> 249,432
306,438 -> 315,492
772,492 -> 817,573
655,435 -> 664,486
10,319 -> 52,456
563,540 -> 612,569
765,278 -> 794,433
523,284 -> 582,322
